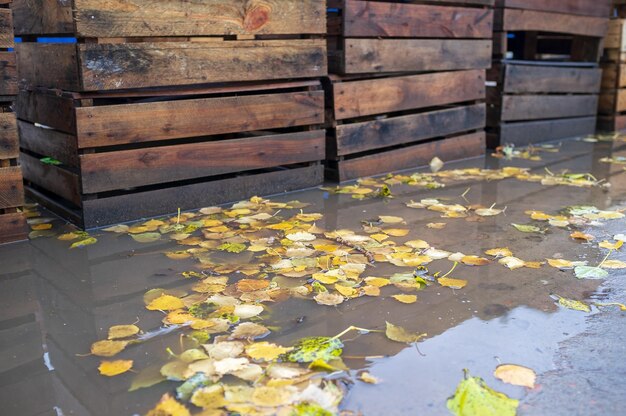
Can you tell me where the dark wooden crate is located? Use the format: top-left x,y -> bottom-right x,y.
328,0 -> 494,75
487,61 -> 601,147
17,80 -> 326,228
14,0 -> 327,91
325,70 -> 487,182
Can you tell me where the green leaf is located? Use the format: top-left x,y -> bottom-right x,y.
511,223 -> 542,233
574,266 -> 609,280
176,372 -> 211,401
283,337 -> 343,363
555,296 -> 591,313
385,321 -> 427,343
217,243 -> 247,253
447,370 -> 519,416
40,157 -> 62,166
293,402 -> 333,416
70,237 -> 97,249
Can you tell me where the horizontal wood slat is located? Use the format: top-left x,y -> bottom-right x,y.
502,64 -> 602,94
498,95 -> 598,121
20,153 -> 82,207
495,0 -> 612,18
499,117 -> 596,146
0,113 -> 18,160
496,8 -> 608,38
0,166 -> 25,209
0,213 -> 27,245
17,121 -> 80,167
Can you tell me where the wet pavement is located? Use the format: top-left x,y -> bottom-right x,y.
1,137 -> 626,415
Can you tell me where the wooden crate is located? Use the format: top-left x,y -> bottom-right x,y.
326,70 -> 487,182
328,0 -> 494,75
487,61 -> 601,147
599,18 -> 626,132
18,80 -> 326,228
13,0 -> 327,91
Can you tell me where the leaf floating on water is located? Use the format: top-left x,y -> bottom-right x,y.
103,224 -> 129,233
594,302 -> 626,311
314,292 -> 344,306
129,364 -> 167,392
385,321 -> 426,343
499,256 -> 526,270
283,337 -> 343,363
447,370 -> 519,416
461,255 -> 491,266
475,207 -> 503,217
599,240 -> 624,250
360,372 -> 380,384
286,232 -> 316,242
485,248 -> 513,258
245,342 -> 293,362
31,223 -> 52,231
108,324 -> 140,340
236,279 -> 270,292
91,340 -> 129,357
427,223 -> 447,229
98,360 -> 133,377
217,242 -> 247,253
379,216 -> 405,224
190,384 -> 226,409
146,294 -> 185,311
570,231 -> 595,242
131,232 -> 161,243
438,277 -> 468,289
70,237 -> 98,249
175,372 -> 211,401
251,386 -> 296,407
553,295 -> 592,313
511,223 -> 542,233
230,322 -> 270,340
546,259 -> 586,269
392,294 -> 417,304
494,364 -> 536,388
574,266 -> 609,280
600,260 -> 626,269
146,394 -> 191,416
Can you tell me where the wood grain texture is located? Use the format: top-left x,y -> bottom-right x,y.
498,117 -> 596,146
0,166 -> 24,209
12,0 -> 74,36
17,121 -> 80,167
496,8 -> 609,38
0,213 -> 27,245
502,64 -> 602,94
342,0 -> 493,38
80,130 -> 325,193
0,113 -> 18,160
600,64 -> 626,89
20,153 -> 81,207
335,132 -> 486,182
16,43 -> 81,91
334,103 -> 486,156
495,0 -> 612,18
597,115 -> 626,132
0,8 -> 14,48
332,69 -> 485,120
599,90 -> 626,114
81,164 -> 324,228
16,90 -> 76,134
74,0 -> 326,37
0,52 -> 18,96
342,39 -> 492,74
499,95 -> 598,122
76,90 -> 324,148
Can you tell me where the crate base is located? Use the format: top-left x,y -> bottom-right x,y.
26,164 -> 324,229
597,114 -> 626,132
326,131 -> 485,183
0,212 -> 27,245
487,116 -> 597,148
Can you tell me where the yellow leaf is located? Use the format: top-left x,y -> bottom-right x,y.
599,240 -> 623,250
245,342 -> 293,362
146,295 -> 185,311
98,360 -> 133,377
427,223 -> 447,229
146,394 -> 191,416
31,223 -> 52,231
438,277 -> 468,289
570,231 -> 595,242
402,255 -> 433,267
370,233 -> 390,242
379,216 -> 404,224
165,251 -> 191,260
58,232 -> 81,241
252,386 -> 296,407
405,240 -> 430,249
314,244 -> 339,253
385,321 -> 426,343
191,385 -> 226,409
485,248 -> 513,258
285,232 -> 316,242
385,229 -> 410,237
236,279 -> 270,292
524,261 -> 544,269
108,324 -> 140,340
547,258 -> 576,269
499,256 -> 526,270
528,211 -> 553,221
461,256 -> 491,266
601,260 -> 626,269
352,187 -> 374,195
335,284 -> 358,298
360,372 -> 380,384
362,285 -> 381,297
365,277 -> 391,287
314,292 -> 344,306
266,222 -> 295,231
392,294 -> 417,304
91,340 -> 129,357
494,364 -> 536,388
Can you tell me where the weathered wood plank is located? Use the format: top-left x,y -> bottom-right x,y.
20,153 -> 82,207
334,103 -> 486,157
602,19 -> 625,51
600,64 -> 626,89
76,91 -> 324,147
81,164 -> 324,228
495,0 -> 612,18
0,213 -> 27,245
0,52 -> 18,96
332,70 -> 485,120
599,90 -> 626,114
502,64 -> 602,94
80,130 -> 325,193
73,0 -> 326,37
341,39 -> 492,74
0,113 -> 18,160
597,115 -> 626,132
16,43 -> 81,91
0,166 -> 24,209
12,0 -> 74,36
0,8 -> 13,49
17,121 -> 80,167
335,132 -> 485,182
342,0 -> 493,38
499,95 -> 598,121
495,8 -> 609,38
16,90 -> 77,134
498,116 -> 596,146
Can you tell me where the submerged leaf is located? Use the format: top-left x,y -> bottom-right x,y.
217,242 -> 247,253
447,371 -> 518,416
108,324 -> 140,340
385,322 -> 426,343
511,223 -> 542,233
70,237 -> 98,249
283,337 -> 343,363
131,232 -> 161,243
494,364 -> 536,388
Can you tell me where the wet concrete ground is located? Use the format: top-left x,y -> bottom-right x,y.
0,137 -> 625,415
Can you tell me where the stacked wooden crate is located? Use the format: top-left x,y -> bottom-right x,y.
0,0 -> 25,244
13,0 -> 327,228
487,0 -> 612,147
599,1 -> 626,132
325,0 -> 494,182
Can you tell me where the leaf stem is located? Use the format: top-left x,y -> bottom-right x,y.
598,249 -> 614,268
331,326 -> 382,340
441,262 -> 459,280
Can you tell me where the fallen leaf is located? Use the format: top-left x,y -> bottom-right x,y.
286,232 -> 316,242
214,358 -> 249,375
334,284 -> 358,298
236,279 -> 270,292
430,157 -> 444,173
245,342 -> 293,362
103,224 -> 129,233
146,394 -> 191,416
512,223 -> 542,233
555,295 -> 592,312
385,321 -> 426,343
475,208 -> 503,217
360,372 -> 380,384
233,304 -> 263,319
283,337 -> 343,363
91,340 -> 129,357
594,302 -> 626,311
485,248 -> 513,258
599,240 -> 624,250
574,266 -> 609,279
252,386 -> 296,407
217,242 -> 247,253
601,260 -> 626,269
230,322 -> 270,340
447,371 -> 518,416
314,292 -> 344,306
108,324 -> 140,340
499,256 -> 526,270
427,223 -> 447,229
384,228 -> 410,237
99,360 -> 133,377
70,237 -> 98,249
379,215 -> 405,224
494,364 -> 536,388
438,277 -> 468,289
131,233 -> 161,243
146,295 -> 185,311
191,384 -> 226,409
570,231 -> 595,242
392,294 -> 417,304
461,256 -> 491,266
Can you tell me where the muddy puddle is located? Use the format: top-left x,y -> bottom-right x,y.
1,137 -> 626,415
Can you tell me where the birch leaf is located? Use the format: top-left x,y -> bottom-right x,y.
447,371 -> 518,416
385,321 -> 426,343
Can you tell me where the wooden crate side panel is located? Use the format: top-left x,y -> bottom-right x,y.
0,213 -> 27,245
335,132 -> 486,182
74,0 -> 326,37
342,1 -> 493,38
334,103 -> 486,157
342,39 -> 492,74
81,164 -> 324,228
597,114 -> 626,132
499,95 -> 598,121
75,90 -> 325,148
0,113 -> 18,160
495,0 -> 612,18
332,69 -> 485,120
0,166 -> 24,209
496,9 -> 609,38
599,91 -> 617,114
18,121 -> 80,168
16,43 -> 81,91
603,20 -> 626,51
78,40 -> 327,91
0,9 -> 14,49
499,116 -> 596,146
16,90 -> 77,134
20,153 -> 82,207
12,0 -> 74,36
0,52 -> 18,96
503,65 -> 602,94
79,130 -> 326,193
601,64 -> 618,89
